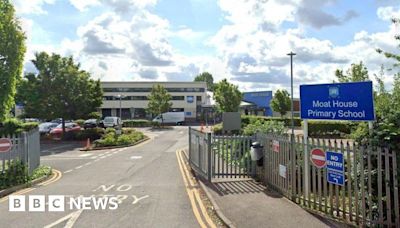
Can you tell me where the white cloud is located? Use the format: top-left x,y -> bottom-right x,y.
12,0 -> 55,15
69,0 -> 100,11
377,6 -> 400,21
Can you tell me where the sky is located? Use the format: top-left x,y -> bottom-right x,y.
11,0 -> 400,96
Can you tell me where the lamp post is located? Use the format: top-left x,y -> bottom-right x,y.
287,52 -> 296,137
116,94 -> 123,120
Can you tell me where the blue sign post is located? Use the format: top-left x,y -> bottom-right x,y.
300,81 -> 375,121
326,151 -> 344,186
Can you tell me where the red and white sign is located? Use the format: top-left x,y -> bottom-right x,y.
0,138 -> 12,153
310,148 -> 326,168
272,140 -> 280,153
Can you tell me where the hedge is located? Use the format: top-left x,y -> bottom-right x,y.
0,118 -> 38,136
241,115 -> 302,127
94,129 -> 145,147
73,128 -> 105,141
123,119 -> 153,127
306,120 -> 353,137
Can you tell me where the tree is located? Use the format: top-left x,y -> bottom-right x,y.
147,84 -> 172,124
334,61 -> 369,82
194,72 -> 214,91
214,79 -> 242,112
0,0 -> 26,121
16,52 -> 103,134
270,89 -> 291,117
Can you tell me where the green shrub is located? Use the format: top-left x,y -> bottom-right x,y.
306,120 -> 353,137
21,122 -> 39,132
0,118 -> 39,137
243,120 -> 286,136
122,128 -> 135,134
105,128 -> 116,134
0,160 -> 29,190
241,115 -> 302,128
75,119 -> 85,127
30,165 -> 51,180
0,118 -> 23,136
94,131 -> 145,148
74,128 -> 105,141
123,119 -> 152,127
87,112 -> 101,119
212,123 -> 223,134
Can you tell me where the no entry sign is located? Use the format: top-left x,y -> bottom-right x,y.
0,138 -> 12,153
310,148 -> 326,168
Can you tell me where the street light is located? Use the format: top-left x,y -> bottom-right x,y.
287,52 -> 296,137
116,94 -> 124,120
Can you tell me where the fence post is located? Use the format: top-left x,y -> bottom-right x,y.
188,127 -> 192,164
303,119 -> 310,199
207,132 -> 212,182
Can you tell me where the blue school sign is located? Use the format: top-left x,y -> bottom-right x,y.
300,81 -> 375,121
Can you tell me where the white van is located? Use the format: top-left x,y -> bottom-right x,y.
103,116 -> 122,128
153,112 -> 185,125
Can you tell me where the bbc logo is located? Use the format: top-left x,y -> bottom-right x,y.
9,195 -> 64,212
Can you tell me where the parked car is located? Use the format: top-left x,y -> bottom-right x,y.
39,122 -> 58,134
103,116 -> 121,128
83,119 -> 98,129
51,118 -> 72,124
153,112 -> 185,125
49,123 -> 81,139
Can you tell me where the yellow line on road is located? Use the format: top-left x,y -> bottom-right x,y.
176,150 -> 216,228
176,150 -> 208,228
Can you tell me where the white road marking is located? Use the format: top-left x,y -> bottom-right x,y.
90,156 -> 98,159
84,162 -> 92,166
132,195 -> 149,204
41,157 -> 93,161
44,209 -> 83,228
79,153 -> 93,157
75,166 -> 83,169
64,170 -> 73,174
130,156 -> 142,160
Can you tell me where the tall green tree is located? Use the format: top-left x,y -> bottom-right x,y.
194,72 -> 214,91
0,0 -> 26,121
214,79 -> 242,112
334,61 -> 369,82
147,84 -> 172,124
16,52 -> 103,133
270,89 -> 291,117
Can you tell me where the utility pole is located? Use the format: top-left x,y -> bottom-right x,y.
287,52 -> 296,137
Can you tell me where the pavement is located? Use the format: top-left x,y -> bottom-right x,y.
200,179 -> 339,228
0,126 -> 203,228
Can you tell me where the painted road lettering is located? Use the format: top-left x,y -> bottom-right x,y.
92,184 -> 149,205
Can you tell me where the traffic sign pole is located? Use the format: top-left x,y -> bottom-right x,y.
303,119 -> 309,198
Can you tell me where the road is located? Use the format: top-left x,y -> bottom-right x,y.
0,127 -> 202,228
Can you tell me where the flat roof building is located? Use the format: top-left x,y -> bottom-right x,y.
100,81 -> 207,121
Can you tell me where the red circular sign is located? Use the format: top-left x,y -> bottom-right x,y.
0,138 -> 12,153
310,148 -> 326,168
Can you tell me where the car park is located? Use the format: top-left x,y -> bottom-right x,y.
103,116 -> 121,128
39,122 -> 58,134
49,123 -> 81,139
83,119 -> 98,129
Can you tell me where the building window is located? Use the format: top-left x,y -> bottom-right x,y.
172,96 -> 184,100
196,96 -> 202,102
